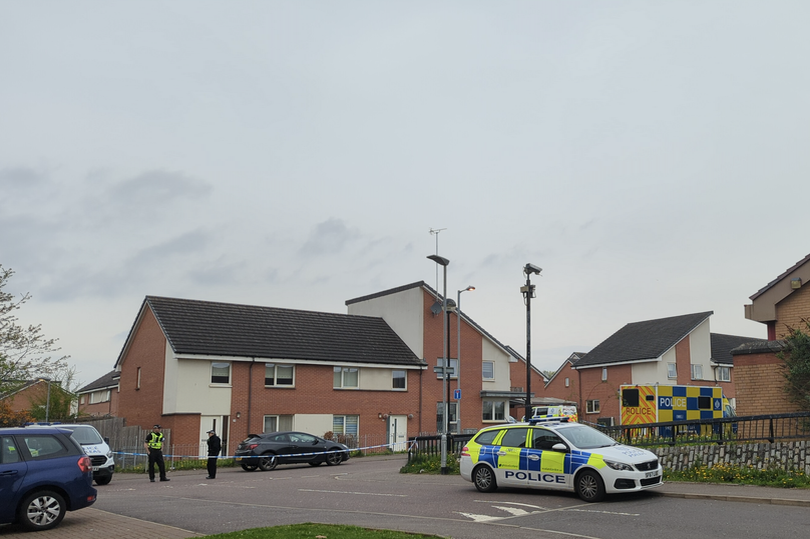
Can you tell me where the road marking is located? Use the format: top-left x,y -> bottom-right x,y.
299,489 -> 407,497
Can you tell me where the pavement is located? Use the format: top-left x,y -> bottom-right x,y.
1,477 -> 809,538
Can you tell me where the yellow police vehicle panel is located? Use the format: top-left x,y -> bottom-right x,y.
460,420 -> 662,502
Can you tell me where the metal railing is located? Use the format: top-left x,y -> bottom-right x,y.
594,411 -> 810,447
407,434 -> 474,461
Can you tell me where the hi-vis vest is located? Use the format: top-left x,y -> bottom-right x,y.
147,432 -> 164,450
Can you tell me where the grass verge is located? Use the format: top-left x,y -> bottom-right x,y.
205,523 -> 441,539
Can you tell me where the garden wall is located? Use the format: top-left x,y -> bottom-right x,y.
655,440 -> 810,475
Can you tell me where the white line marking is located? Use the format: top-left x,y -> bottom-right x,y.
299,489 -> 407,497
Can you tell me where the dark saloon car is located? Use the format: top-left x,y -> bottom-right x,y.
235,431 -> 350,471
0,427 -> 98,531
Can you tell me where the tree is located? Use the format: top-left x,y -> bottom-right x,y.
0,399 -> 33,427
778,319 -> 810,411
0,265 -> 68,395
27,366 -> 82,422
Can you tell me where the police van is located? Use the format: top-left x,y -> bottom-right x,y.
26,423 -> 115,485
459,418 -> 662,502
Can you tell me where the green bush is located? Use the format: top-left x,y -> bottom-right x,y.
400,454 -> 460,475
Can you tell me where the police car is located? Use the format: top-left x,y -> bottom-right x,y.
460,419 -> 663,502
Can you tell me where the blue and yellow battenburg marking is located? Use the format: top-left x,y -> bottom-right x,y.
469,440 -> 603,481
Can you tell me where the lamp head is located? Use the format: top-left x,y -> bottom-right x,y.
427,254 -> 450,266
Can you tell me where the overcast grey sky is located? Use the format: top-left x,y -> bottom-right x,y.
2,1 -> 808,386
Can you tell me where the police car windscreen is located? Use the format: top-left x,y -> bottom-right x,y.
561,425 -> 618,449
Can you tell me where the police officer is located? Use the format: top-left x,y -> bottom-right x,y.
144,424 -> 170,482
206,429 -> 221,479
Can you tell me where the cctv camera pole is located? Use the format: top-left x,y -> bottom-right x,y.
522,264 -> 541,421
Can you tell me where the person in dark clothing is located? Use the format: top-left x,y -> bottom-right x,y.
206,429 -> 222,479
144,424 -> 170,482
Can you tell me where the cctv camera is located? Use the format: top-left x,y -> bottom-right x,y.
524,263 -> 542,275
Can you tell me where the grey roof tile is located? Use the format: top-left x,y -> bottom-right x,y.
711,333 -> 766,365
574,311 -> 714,368
144,296 -> 423,367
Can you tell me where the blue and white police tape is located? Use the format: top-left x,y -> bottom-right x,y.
113,440 -> 414,460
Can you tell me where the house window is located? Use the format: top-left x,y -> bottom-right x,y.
89,390 -> 110,404
586,399 -> 600,414
79,395 -> 86,405
333,415 -> 359,437
482,361 -> 495,381
691,364 -> 703,380
436,358 -> 458,379
265,364 -> 294,386
601,368 -> 608,382
136,367 -> 141,390
482,400 -> 506,422
564,377 -> 570,388
263,415 -> 293,433
716,366 -> 731,382
211,362 -> 231,384
392,370 -> 406,389
667,363 -> 677,379
334,367 -> 359,389
436,402 -> 459,433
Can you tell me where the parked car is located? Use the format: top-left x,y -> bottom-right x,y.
0,426 -> 98,531
460,418 -> 662,502
26,423 -> 115,485
235,431 -> 350,471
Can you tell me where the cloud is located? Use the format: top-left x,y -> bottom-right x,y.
106,169 -> 212,207
298,218 -> 361,257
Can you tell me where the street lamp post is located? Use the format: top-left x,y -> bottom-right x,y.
40,377 -> 52,423
521,264 -> 542,421
456,286 -> 474,434
427,254 -> 450,475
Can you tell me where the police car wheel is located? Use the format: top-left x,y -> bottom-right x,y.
575,470 -> 606,503
258,453 -> 278,471
472,465 -> 497,493
19,490 -> 66,531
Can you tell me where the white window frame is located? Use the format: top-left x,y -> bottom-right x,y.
333,415 -> 359,436
89,390 -> 111,404
586,399 -> 600,414
392,370 -> 406,390
667,363 -> 677,379
716,366 -> 731,382
334,367 -> 359,389
436,402 -> 459,433
691,364 -> 703,380
482,361 -> 495,381
482,400 -> 506,422
265,363 -> 295,387
564,377 -> 570,388
211,362 -> 231,385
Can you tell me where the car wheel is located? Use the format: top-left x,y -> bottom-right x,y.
472,464 -> 497,493
309,462 -> 322,467
258,453 -> 278,471
95,475 -> 112,486
575,470 -> 606,503
325,451 -> 343,466
240,462 -> 258,471
18,490 -> 66,531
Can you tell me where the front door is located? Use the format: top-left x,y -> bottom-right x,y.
199,416 -> 225,458
388,415 -> 407,451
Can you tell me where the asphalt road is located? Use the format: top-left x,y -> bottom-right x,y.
79,455 -> 810,539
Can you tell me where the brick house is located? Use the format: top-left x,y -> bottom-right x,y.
77,370 -> 119,418
545,312 -> 758,425
346,282 -> 526,434
734,253 -> 810,415
113,283 -> 525,455
0,379 -> 72,419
